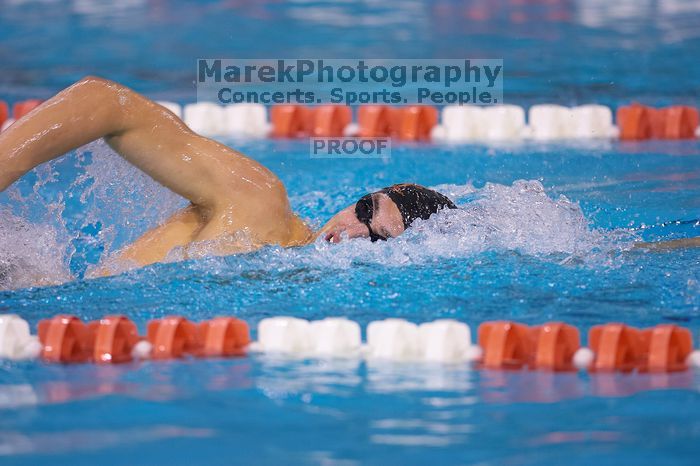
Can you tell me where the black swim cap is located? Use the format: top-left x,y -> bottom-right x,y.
354,184 -> 457,240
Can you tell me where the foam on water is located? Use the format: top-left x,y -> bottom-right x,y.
0,207 -> 70,289
0,142 -> 637,290
239,179 -> 635,273
0,141 -> 183,290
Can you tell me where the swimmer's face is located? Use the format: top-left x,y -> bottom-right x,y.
321,193 -> 405,243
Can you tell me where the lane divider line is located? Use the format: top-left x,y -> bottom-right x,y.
2,314 -> 698,374
3,99 -> 697,142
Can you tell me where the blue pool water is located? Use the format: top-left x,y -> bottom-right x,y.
1,1 -> 700,465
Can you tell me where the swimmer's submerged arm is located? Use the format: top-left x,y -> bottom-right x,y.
634,236 -> 700,251
0,76 -> 288,219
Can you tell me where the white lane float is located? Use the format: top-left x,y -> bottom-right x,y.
0,315 -> 42,360
482,105 -> 527,140
527,104 -> 573,139
308,317 -> 362,357
365,318 -> 421,361
183,102 -> 227,136
183,102 -> 270,138
256,316 -> 312,354
527,104 -> 617,139
417,319 -> 481,363
255,316 -> 362,357
223,104 -> 270,138
433,105 -> 484,142
433,105 -> 527,142
255,317 -> 480,363
570,104 -> 617,138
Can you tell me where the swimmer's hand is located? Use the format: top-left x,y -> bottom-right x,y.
634,236 -> 700,251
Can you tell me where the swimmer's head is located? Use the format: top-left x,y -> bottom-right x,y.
321,184 -> 457,243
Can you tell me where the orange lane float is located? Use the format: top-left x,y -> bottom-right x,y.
616,104 -> 652,140
34,315 -> 252,363
356,105 -> 438,141
639,324 -> 692,373
395,105 -> 438,141
309,105 -> 352,137
531,322 -> 580,371
617,104 -> 699,140
0,100 -> 8,128
270,105 -> 313,138
12,99 -> 42,120
357,105 -> 398,137
147,316 -> 202,359
90,315 -> 141,363
478,321 -> 534,370
269,104 -> 439,140
478,321 -> 581,372
146,316 -> 251,359
271,105 -> 352,138
198,317 -> 250,357
38,315 -> 96,363
662,106 -> 699,139
588,323 -> 644,372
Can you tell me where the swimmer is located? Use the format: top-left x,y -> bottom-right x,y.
0,77 -> 696,275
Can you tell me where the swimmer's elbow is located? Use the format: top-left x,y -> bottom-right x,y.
71,76 -> 134,103
73,75 -> 114,91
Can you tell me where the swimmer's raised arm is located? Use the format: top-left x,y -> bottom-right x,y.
0,77 -> 311,264
0,76 -> 284,214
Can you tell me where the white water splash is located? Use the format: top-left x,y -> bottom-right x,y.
0,141 -> 635,290
0,141 -> 183,290
0,207 -> 71,289
197,180 -> 636,274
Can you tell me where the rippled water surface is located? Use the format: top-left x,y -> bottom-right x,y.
1,1 -> 700,465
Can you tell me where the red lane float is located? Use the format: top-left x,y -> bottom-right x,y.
617,104 -> 699,140
271,105 -> 352,138
270,105 -> 313,138
478,321 -> 533,369
396,105 -> 438,141
640,324 -> 692,373
13,99 -> 42,120
531,322 -> 580,371
198,317 -> 250,357
478,321 -> 580,371
38,315 -> 96,363
663,106 -> 699,139
617,104 -> 651,140
146,316 -> 251,359
147,316 -> 201,359
33,315 -> 252,363
269,104 -> 439,140
588,323 -> 644,372
357,105 -> 398,137
90,315 -> 141,363
0,100 -> 8,128
357,105 -> 438,141
310,105 -> 352,137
